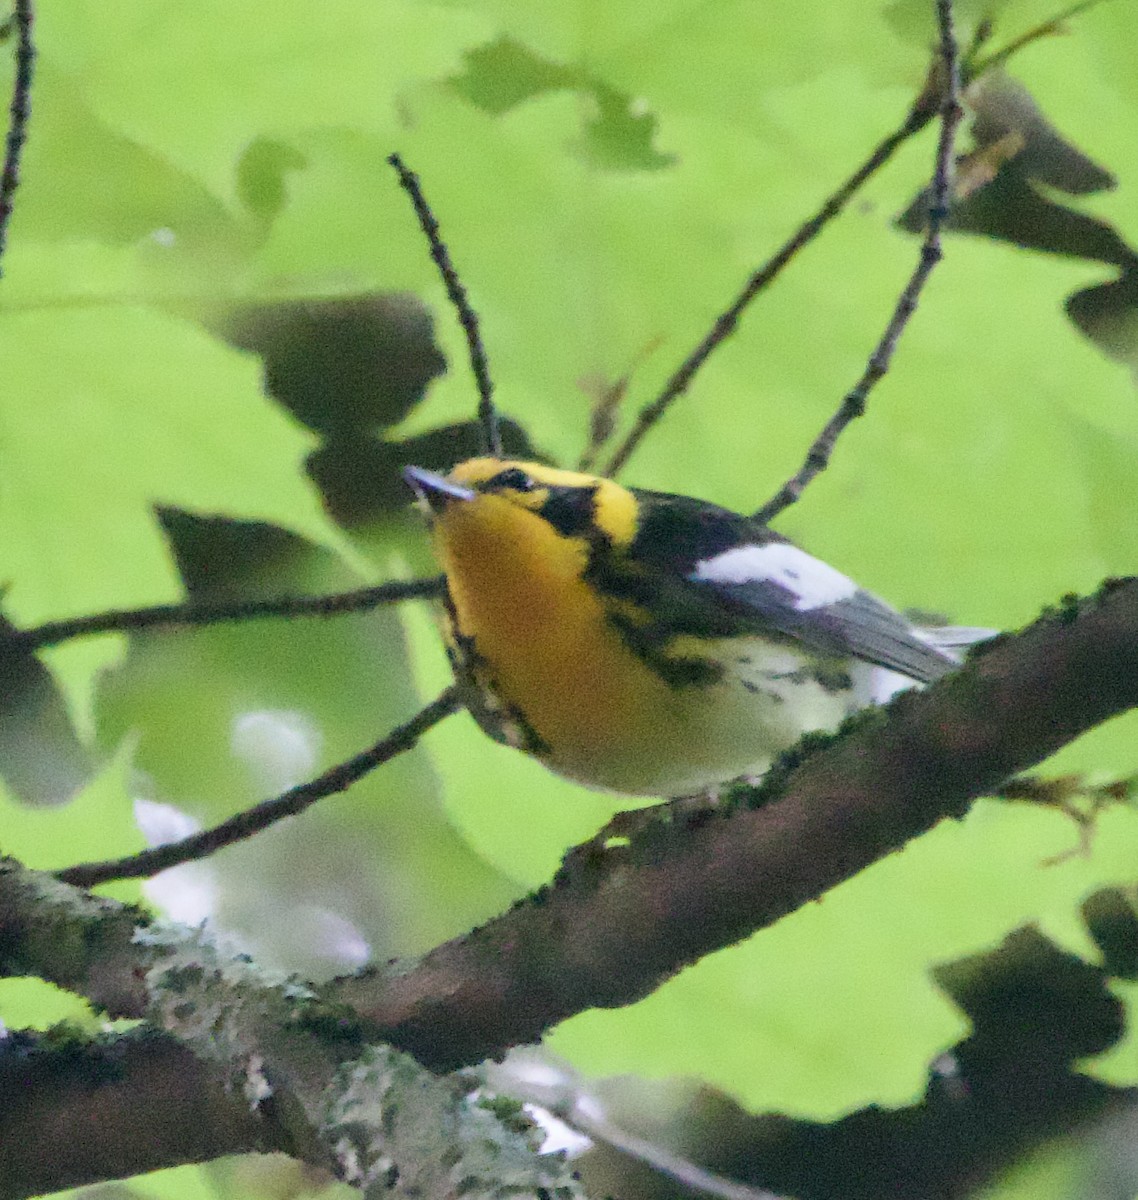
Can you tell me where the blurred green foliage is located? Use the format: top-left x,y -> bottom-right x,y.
4,2 -> 1138,1198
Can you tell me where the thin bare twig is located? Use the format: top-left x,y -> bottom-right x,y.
753,0 -> 962,525
601,85 -> 944,481
577,337 -> 664,473
56,686 -> 462,888
10,577 -> 444,652
0,0 -> 33,278
387,153 -> 501,458
967,0 -> 1110,79
485,1054 -> 793,1200
568,1107 -> 790,1200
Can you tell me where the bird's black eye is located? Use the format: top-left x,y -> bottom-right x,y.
489,467 -> 536,492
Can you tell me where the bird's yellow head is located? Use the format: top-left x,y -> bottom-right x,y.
403,458 -> 641,734
404,457 -> 685,788
404,458 -> 639,567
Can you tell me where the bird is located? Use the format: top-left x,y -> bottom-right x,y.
405,457 -> 979,797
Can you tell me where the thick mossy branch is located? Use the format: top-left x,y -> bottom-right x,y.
135,923 -> 584,1198
0,863 -> 584,1199
325,1046 -> 580,1200
335,579 -> 1138,1070
0,859 -> 150,1016
142,926 -> 584,1200
0,1027 -> 284,1200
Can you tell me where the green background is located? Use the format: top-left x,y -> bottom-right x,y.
3,1 -> 1138,1197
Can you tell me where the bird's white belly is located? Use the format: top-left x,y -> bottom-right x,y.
546,636 -> 907,797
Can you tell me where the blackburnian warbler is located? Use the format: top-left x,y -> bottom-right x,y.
406,458 -> 975,797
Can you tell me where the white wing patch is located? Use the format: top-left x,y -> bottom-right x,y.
692,543 -> 858,611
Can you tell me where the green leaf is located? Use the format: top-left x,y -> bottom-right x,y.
1082,979 -> 1138,1086
0,979 -> 93,1032
0,306 -> 344,630
0,739 -> 142,899
34,0 -> 494,199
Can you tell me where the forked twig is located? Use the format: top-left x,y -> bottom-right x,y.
0,0 -> 32,277
387,153 -> 502,458
567,1107 -> 790,1200
601,75 -> 945,480
11,577 -> 444,652
56,686 -> 462,888
967,0 -> 1108,78
753,0 -> 962,525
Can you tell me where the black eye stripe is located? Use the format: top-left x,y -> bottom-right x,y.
486,467 -> 536,492
539,486 -> 597,537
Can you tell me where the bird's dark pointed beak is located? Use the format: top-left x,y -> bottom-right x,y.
403,465 -> 476,512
